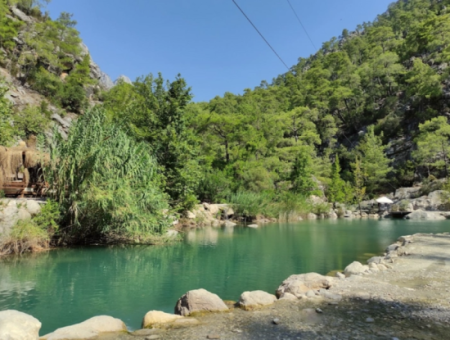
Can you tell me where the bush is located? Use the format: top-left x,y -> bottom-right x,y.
46,108 -> 171,243
0,220 -> 50,255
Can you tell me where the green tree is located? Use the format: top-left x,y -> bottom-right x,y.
352,156 -> 366,212
413,116 -> 450,177
290,148 -> 316,195
406,58 -> 442,99
357,125 -> 392,193
327,156 -> 346,204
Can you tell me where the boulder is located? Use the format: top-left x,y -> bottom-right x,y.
10,6 -> 33,23
219,205 -> 234,218
307,213 -> 317,220
394,187 -> 421,200
247,224 -> 258,228
142,311 -> 183,328
328,210 -> 338,219
17,208 -> 32,222
404,210 -> 446,220
25,200 -> 41,216
204,204 -> 219,215
175,289 -> 228,316
238,291 -> 277,310
0,310 -> 41,340
344,261 -> 369,277
278,292 -> 297,301
186,211 -> 196,219
43,316 -> 127,340
367,256 -> 384,265
276,273 -> 334,298
224,221 -> 236,227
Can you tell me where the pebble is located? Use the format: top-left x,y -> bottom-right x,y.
392,338 -> 399,340
233,329 -> 243,333
273,318 -> 280,325
315,308 -> 323,314
207,335 -> 221,339
365,317 -> 375,323
145,336 -> 160,340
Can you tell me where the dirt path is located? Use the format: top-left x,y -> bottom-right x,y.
101,233 -> 450,340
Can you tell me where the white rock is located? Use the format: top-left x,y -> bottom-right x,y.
186,211 -> 196,219
0,310 -> 41,340
307,213 -> 317,220
175,289 -> 229,316
276,273 -> 334,298
142,311 -> 183,328
17,209 -> 32,222
247,224 -> 258,228
239,291 -> 277,310
224,221 -> 236,227
26,200 -> 41,216
344,261 -> 368,277
278,293 -> 297,301
44,316 -> 127,340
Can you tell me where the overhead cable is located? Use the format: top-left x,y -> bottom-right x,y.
232,0 -> 290,70
286,0 -> 317,51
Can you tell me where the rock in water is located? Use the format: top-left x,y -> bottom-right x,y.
175,289 -> 229,316
239,290 -> 277,310
0,310 -> 41,340
43,316 -> 127,340
276,273 -> 334,298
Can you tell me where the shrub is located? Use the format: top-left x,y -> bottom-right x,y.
0,220 -> 50,255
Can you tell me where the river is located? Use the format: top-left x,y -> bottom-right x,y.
0,219 -> 449,334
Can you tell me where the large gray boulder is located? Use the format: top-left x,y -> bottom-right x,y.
404,210 -> 446,220
344,261 -> 369,277
43,316 -> 127,340
0,310 -> 41,340
276,273 -> 334,298
238,290 -> 277,310
174,289 -> 228,316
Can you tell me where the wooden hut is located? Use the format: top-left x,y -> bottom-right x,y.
0,143 -> 49,197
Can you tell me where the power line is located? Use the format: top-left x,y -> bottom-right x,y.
232,0 -> 290,70
286,0 -> 317,51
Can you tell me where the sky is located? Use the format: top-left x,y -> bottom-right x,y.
46,0 -> 394,102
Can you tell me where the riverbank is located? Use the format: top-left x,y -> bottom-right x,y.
2,231 -> 450,339
112,232 -> 450,340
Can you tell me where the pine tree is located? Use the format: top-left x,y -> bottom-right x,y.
327,155 -> 346,204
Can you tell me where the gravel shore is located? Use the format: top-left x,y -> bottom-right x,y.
100,232 -> 450,340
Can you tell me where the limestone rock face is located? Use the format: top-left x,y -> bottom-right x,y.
142,311 -> 183,328
276,273 -> 334,298
239,290 -> 277,310
344,261 -> 369,277
0,310 -> 41,340
175,289 -> 229,316
44,316 -> 127,340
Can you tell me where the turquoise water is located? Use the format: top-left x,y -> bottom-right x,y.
0,219 -> 449,334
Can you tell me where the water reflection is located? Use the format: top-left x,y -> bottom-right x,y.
0,219 -> 448,334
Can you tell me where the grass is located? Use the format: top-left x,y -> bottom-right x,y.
0,220 -> 50,256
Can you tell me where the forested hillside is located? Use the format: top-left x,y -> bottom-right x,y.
2,0 -> 450,245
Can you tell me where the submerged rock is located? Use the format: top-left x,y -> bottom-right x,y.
175,289 -> 228,316
0,310 -> 41,340
239,290 -> 277,310
43,315 -> 127,340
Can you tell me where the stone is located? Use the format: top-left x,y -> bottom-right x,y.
367,256 -> 384,265
114,75 -> 132,85
17,208 -> 32,221
247,224 -> 258,228
166,230 -> 178,238
205,204 -> 220,215
0,310 -> 41,340
131,329 -> 161,336
11,6 -> 33,23
386,244 -> 399,252
51,113 -> 71,129
44,316 -> 127,340
335,272 -> 345,279
315,308 -> 323,313
172,318 -> 199,327
366,317 -> 375,323
328,210 -> 338,219
142,311 -> 183,328
404,210 -> 446,220
224,221 -> 236,227
344,261 -> 369,277
186,211 -> 196,219
320,291 -> 342,301
279,292 -> 297,301
25,200 -> 41,216
368,263 -> 379,271
378,264 -> 388,271
207,335 -> 221,339
307,213 -> 317,220
305,290 -> 316,298
276,273 -> 334,298
175,289 -> 229,316
239,290 -> 277,310
272,318 -> 280,325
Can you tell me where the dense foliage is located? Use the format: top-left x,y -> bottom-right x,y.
46,108 -> 171,243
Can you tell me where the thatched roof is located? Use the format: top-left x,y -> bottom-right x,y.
0,143 -> 49,187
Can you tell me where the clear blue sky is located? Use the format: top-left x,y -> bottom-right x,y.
46,0 -> 394,102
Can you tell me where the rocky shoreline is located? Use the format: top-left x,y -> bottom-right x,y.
2,232 -> 450,339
